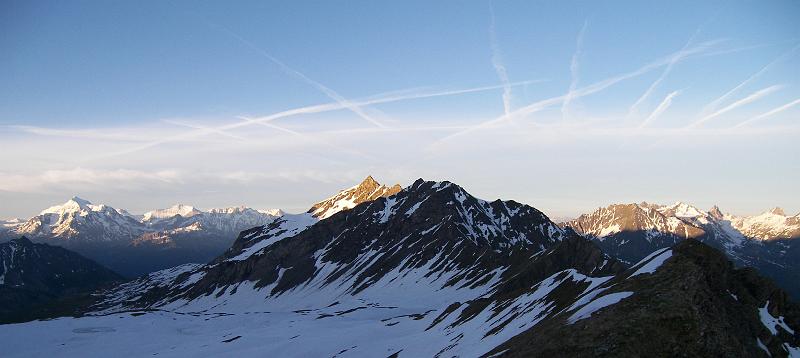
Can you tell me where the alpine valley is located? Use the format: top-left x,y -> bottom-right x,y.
0,177 -> 798,357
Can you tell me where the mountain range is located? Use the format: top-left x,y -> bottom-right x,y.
564,202 -> 800,298
0,197 -> 283,277
0,177 -> 797,357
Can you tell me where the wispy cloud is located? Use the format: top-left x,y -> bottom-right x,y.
734,98 -> 800,128
639,90 -> 681,128
701,44 -> 799,115
7,125 -> 163,142
562,20 -> 588,121
0,168 -> 183,193
688,85 -> 783,128
235,116 -> 377,161
0,167 -> 372,194
489,1 -> 512,117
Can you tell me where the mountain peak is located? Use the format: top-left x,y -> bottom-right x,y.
70,196 -> 91,206
142,204 -> 201,222
767,207 -> 786,216
40,196 -> 95,215
308,176 -> 401,219
660,201 -> 705,218
708,205 -> 724,219
359,175 -> 378,187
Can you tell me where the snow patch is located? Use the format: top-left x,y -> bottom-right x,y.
629,249 -> 672,277
568,291 -> 634,324
759,301 -> 795,335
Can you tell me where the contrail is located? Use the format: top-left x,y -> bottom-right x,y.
202,19 -> 387,129
639,90 -> 681,128
733,98 -> 800,128
701,44 -> 799,115
162,119 -> 247,141
8,125 -> 154,142
687,85 -> 782,128
434,40 -> 722,144
489,0 -> 512,117
627,29 -> 709,118
229,79 -> 546,129
562,20 -> 588,121
88,80 -> 546,159
235,116 -> 377,160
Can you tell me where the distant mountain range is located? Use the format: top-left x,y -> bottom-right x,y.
0,197 -> 282,277
563,202 -> 800,298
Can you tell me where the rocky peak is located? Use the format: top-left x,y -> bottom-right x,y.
308,176 -> 402,219
659,201 -> 706,219
708,205 -> 724,220
768,207 -> 786,216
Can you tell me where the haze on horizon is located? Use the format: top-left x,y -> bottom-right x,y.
1,0 -> 798,219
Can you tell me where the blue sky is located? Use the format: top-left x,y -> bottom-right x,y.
1,0 -> 798,218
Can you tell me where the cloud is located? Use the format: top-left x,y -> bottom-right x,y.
0,168 -> 183,193
688,85 -> 783,128
49,80 -> 544,160
235,116 -> 377,161
0,167 -> 372,194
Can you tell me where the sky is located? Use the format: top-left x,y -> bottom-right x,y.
1,0 -> 799,219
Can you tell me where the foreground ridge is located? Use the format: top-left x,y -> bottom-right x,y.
565,202 -> 800,299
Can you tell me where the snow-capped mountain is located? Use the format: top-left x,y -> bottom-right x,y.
137,205 -> 280,244
564,201 -> 800,299
142,204 -> 202,222
0,218 -> 25,238
6,198 -> 282,277
730,207 -> 800,241
3,179 -> 797,357
224,176 -> 402,261
0,237 -> 121,323
15,196 -> 146,243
